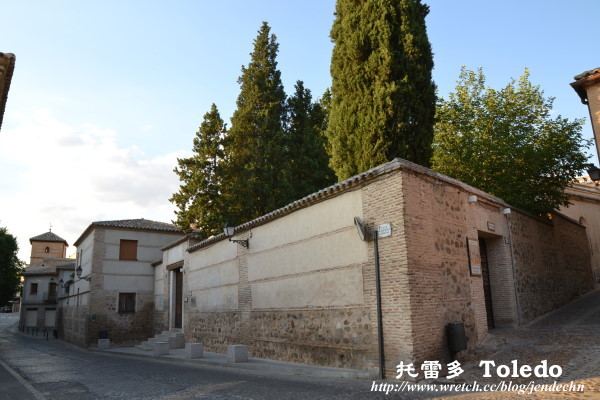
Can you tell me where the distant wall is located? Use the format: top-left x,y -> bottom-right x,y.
509,212 -> 593,324
561,190 -> 600,285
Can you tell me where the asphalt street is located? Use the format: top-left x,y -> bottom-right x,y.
0,313 -> 433,400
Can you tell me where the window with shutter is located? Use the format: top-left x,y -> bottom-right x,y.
119,240 -> 138,261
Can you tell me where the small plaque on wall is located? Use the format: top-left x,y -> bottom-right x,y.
487,222 -> 495,232
467,238 -> 482,276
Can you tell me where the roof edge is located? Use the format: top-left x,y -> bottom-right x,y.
188,158 -> 517,254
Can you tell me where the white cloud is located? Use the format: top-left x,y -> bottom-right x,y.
0,109 -> 188,262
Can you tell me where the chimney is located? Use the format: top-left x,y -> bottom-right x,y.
571,68 -> 600,161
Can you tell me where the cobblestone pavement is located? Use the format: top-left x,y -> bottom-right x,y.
433,288 -> 600,399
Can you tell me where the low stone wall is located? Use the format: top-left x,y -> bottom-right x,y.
185,307 -> 376,370
87,291 -> 154,345
57,302 -> 89,347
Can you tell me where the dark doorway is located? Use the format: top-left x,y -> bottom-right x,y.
479,238 -> 495,329
174,270 -> 183,329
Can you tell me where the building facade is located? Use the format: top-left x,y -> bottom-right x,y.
57,219 -> 183,347
153,159 -> 593,377
565,67 -> 600,285
19,230 -> 73,331
20,262 -> 75,331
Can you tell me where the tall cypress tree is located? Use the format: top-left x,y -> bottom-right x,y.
284,81 -> 336,200
170,104 -> 227,236
226,21 -> 289,223
327,0 -> 436,180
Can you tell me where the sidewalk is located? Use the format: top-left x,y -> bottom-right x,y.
93,345 -> 378,380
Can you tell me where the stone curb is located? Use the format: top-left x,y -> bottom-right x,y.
89,347 -> 377,380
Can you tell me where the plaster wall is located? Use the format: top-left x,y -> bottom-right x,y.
165,245 -> 184,266
184,189 -> 377,371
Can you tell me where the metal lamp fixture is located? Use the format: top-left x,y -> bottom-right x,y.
75,266 -> 91,281
51,276 -> 69,289
222,221 -> 249,248
587,165 -> 600,183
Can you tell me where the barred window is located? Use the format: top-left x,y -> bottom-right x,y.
118,293 -> 136,313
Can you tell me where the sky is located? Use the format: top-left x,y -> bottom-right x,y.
1,0 -> 598,262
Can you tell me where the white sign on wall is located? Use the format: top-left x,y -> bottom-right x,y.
377,223 -> 392,238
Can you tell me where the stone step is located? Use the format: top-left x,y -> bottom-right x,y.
136,330 -> 185,350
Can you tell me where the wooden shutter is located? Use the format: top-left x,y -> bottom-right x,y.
119,240 -> 138,261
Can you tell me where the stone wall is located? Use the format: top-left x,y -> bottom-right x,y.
174,159 -> 594,376
57,300 -> 89,347
510,212 -> 593,324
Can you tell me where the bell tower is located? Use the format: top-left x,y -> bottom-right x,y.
28,230 -> 69,266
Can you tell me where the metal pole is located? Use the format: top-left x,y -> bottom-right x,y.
373,230 -> 385,379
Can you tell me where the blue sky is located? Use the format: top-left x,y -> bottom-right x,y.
1,0 -> 598,261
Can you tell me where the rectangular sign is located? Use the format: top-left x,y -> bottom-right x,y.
467,238 -> 482,276
377,223 -> 392,238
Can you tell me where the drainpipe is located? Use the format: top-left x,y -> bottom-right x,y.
372,230 -> 385,379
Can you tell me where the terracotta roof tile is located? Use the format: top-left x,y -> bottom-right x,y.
74,218 -> 181,247
574,68 -> 600,81
29,231 -> 69,245
92,218 -> 180,231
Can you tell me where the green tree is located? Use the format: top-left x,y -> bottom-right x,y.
0,227 -> 23,307
170,104 -> 227,236
226,21 -> 289,223
285,81 -> 336,200
432,67 -> 591,215
327,0 -> 436,180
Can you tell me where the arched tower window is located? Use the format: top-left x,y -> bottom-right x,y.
45,246 -> 50,253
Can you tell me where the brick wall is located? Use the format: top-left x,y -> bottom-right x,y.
173,160 -> 594,375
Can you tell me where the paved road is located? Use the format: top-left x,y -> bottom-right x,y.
3,289 -> 599,399
0,314 -> 431,400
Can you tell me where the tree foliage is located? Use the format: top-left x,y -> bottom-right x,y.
171,23 -> 337,232
327,0 -> 436,181
170,104 -> 226,236
432,67 -> 591,214
284,81 -> 336,200
0,227 -> 23,307
226,21 -> 289,224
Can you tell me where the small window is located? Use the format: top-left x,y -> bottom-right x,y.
119,240 -> 138,261
118,293 -> 136,313
44,246 -> 50,253
48,282 -> 56,298
30,283 -> 38,295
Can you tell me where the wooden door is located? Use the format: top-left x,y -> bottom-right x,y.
479,238 -> 495,329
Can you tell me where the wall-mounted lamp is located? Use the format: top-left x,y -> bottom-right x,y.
223,221 -> 249,248
587,165 -> 600,183
75,266 -> 91,282
51,276 -> 70,289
